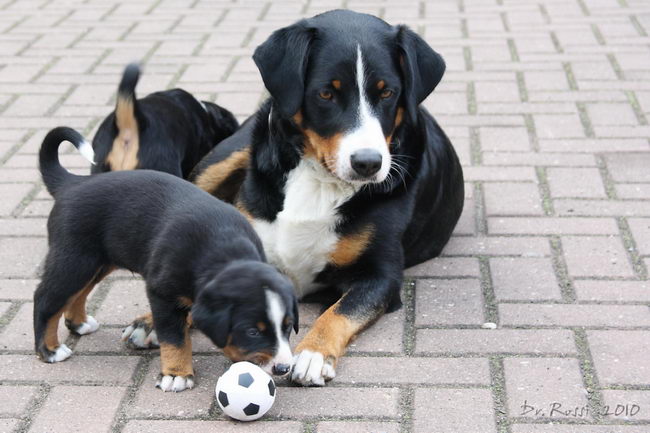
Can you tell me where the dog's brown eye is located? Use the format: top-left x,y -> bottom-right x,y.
319,90 -> 333,100
380,89 -> 394,99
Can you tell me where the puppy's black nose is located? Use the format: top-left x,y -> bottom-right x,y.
350,149 -> 382,177
272,363 -> 291,376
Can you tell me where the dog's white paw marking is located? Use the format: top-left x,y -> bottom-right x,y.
156,375 -> 194,392
75,316 -> 99,335
47,344 -> 72,363
291,350 -> 336,386
121,326 -> 158,349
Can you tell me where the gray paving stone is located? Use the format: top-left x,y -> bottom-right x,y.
562,236 -> 636,278
123,421 -> 303,433
490,257 -> 561,300
587,330 -> 650,385
500,304 -> 650,327
504,358 -> 589,419
414,388 -> 496,433
0,385 -> 37,416
415,278 -> 484,326
416,329 -> 577,355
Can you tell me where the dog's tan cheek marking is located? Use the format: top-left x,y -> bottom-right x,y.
330,225 -> 374,267
257,321 -> 267,332
178,296 -> 193,308
302,129 -> 343,172
194,149 -> 250,196
160,326 -> 193,377
295,304 -> 364,366
106,96 -> 139,171
292,110 -> 303,126
387,106 -> 405,146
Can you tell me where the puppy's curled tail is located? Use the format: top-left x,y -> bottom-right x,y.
39,127 -> 95,197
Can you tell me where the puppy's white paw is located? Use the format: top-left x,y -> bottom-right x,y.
75,316 -> 99,335
156,375 -> 194,392
291,350 -> 336,386
47,344 -> 72,363
121,325 -> 158,349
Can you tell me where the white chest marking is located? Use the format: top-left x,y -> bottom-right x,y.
253,159 -> 356,297
264,290 -> 292,368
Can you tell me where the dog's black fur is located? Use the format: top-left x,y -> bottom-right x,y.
33,127 -> 298,391
190,10 -> 464,386
91,63 -> 238,178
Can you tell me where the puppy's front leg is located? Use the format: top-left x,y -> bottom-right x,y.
149,294 -> 194,392
292,278 -> 400,386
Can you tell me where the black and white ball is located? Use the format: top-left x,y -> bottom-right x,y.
215,361 -> 276,421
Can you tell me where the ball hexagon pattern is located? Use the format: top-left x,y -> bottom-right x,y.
215,361 -> 276,421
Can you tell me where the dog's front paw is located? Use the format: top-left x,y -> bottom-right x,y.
121,315 -> 158,349
291,350 -> 336,386
156,374 -> 194,392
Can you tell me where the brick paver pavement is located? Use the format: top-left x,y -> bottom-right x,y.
0,0 -> 649,432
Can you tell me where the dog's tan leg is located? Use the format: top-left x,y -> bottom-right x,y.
157,324 -> 194,392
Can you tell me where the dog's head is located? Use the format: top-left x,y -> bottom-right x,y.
192,261 -> 298,377
253,9 -> 445,185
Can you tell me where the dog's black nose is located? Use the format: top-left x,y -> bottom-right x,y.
272,363 -> 291,376
350,149 -> 382,177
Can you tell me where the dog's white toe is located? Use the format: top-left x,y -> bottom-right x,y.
48,344 -> 72,363
156,375 -> 193,392
291,350 -> 335,386
75,316 -> 99,335
122,326 -> 158,349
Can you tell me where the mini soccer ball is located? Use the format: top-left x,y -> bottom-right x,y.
215,361 -> 276,421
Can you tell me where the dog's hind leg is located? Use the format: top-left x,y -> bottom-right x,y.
64,265 -> 114,336
33,252 -> 105,363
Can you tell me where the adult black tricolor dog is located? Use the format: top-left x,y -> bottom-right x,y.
188,9 -> 464,386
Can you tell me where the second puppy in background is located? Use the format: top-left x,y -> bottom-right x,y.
91,63 -> 239,178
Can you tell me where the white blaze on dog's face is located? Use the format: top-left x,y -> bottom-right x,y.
334,46 -> 392,184
261,290 -> 293,376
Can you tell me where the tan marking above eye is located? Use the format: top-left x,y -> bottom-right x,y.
377,80 -> 385,90
257,321 -> 267,332
332,80 -> 341,90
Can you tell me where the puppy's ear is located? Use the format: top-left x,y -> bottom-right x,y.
253,21 -> 315,118
191,286 -> 232,348
396,25 -> 446,124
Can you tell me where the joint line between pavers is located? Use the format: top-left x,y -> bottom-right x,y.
630,15 -> 648,37
14,382 -> 52,433
469,126 -> 481,165
576,102 -> 595,138
489,356 -> 512,433
144,0 -> 164,16
572,327 -> 606,423
167,63 -> 189,89
607,53 -> 625,80
398,386 -> 415,433
479,256 -> 499,324
402,279 -> 416,357
523,113 -> 539,152
467,81 -> 477,114
616,217 -> 649,280
549,236 -> 577,303
594,154 -> 618,200
0,300 -> 26,333
516,71 -> 528,102
625,90 -> 649,126
11,183 -> 41,219
473,182 -> 488,235
535,166 -> 554,216
538,4 -> 551,25
110,355 -> 153,433
257,2 -> 272,21
576,0 -> 591,16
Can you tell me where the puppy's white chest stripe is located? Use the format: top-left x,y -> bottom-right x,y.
253,159 -> 355,297
265,290 -> 292,366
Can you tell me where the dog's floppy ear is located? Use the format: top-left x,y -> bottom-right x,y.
253,20 -> 315,118
396,25 -> 446,124
191,281 -> 233,348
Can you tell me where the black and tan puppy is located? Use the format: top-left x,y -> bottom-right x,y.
33,127 -> 298,392
190,10 -> 464,386
90,63 -> 238,178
